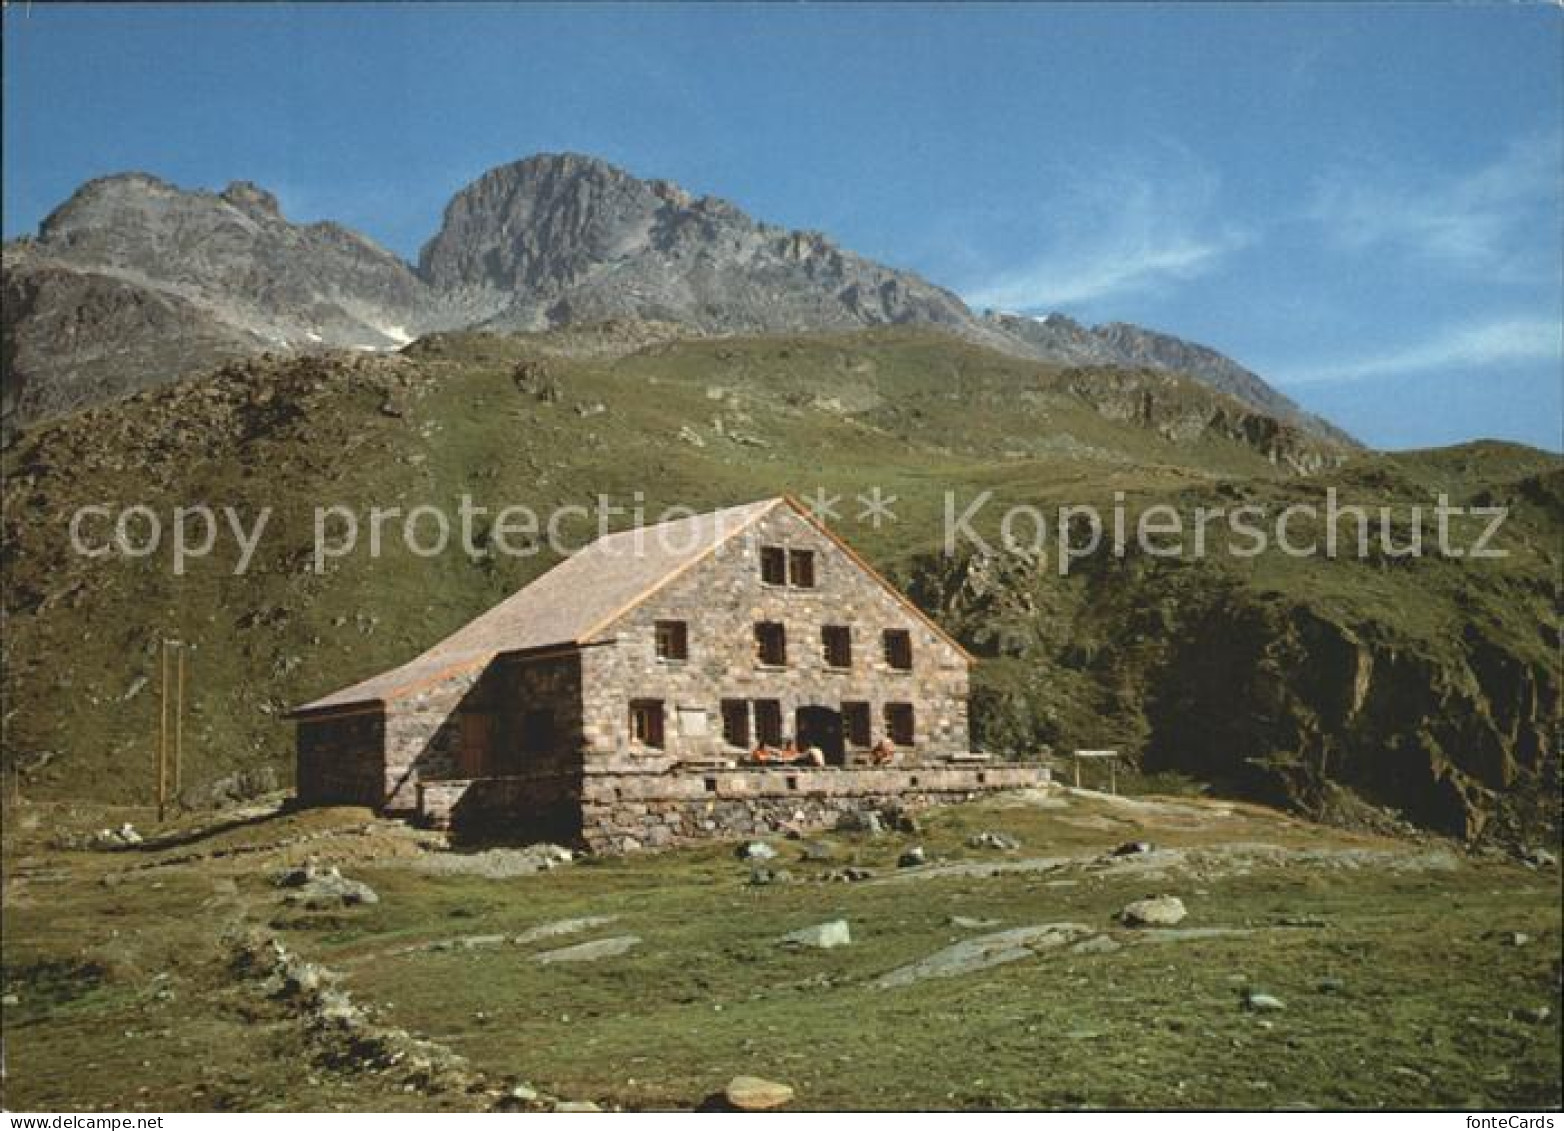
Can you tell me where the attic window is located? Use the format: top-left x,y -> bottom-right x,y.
760,546 -> 788,586
755,621 -> 787,666
883,628 -> 913,671
629,699 -> 665,749
788,549 -> 816,588
822,625 -> 852,668
655,620 -> 689,661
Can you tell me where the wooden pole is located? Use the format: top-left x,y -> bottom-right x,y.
157,640 -> 169,823
175,645 -> 185,799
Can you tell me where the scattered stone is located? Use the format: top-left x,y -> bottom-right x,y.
799,841 -> 836,862
426,934 -> 507,952
1,993 -> 19,1007
90,823 -> 143,850
1316,977 -> 1346,994
1112,841 -> 1155,856
1519,847 -> 1558,869
967,831 -> 1021,851
1514,1005 -> 1552,1025
508,1083 -> 539,1103
949,915 -> 1002,930
748,866 -> 793,886
512,916 -> 618,946
876,923 -> 1092,988
877,804 -> 921,834
533,936 -> 641,965
411,843 -> 573,878
737,841 -> 778,862
553,1101 -> 603,1113
1069,935 -> 1123,956
1117,895 -> 1187,928
779,919 -> 851,950
180,766 -> 279,809
898,846 -> 928,868
724,1075 -> 795,1111
276,861 -> 379,910
1277,915 -> 1329,928
1498,931 -> 1533,948
836,810 -> 884,836
1242,990 -> 1286,1013
821,867 -> 875,883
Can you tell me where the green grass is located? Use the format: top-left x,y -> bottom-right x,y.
3,792 -> 1559,1110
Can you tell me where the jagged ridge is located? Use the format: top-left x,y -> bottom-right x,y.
4,154 -> 1353,447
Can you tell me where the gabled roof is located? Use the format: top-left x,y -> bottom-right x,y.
291,495 -> 970,717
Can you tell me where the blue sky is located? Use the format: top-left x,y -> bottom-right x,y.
4,4 -> 1560,450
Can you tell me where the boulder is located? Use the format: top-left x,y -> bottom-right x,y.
967,831 -> 1022,851
877,923 -> 1092,988
1520,847 -> 1557,869
949,915 -> 1003,930
277,861 -> 379,909
1242,990 -> 1286,1013
836,810 -> 884,836
1117,895 -> 1187,927
512,916 -> 617,946
1112,840 -> 1155,856
724,1075 -> 795,1111
736,841 -> 778,862
533,936 -> 640,965
779,919 -> 851,949
90,823 -> 142,850
898,846 -> 927,868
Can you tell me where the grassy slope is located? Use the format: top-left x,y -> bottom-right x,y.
0,327 -> 1557,832
3,792 -> 1559,1111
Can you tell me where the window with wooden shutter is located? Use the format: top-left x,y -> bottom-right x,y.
629,699 -> 665,749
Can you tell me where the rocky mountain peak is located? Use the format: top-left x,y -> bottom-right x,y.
6,151 -> 1356,447
218,180 -> 283,220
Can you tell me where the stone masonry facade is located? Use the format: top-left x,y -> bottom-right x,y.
575,505 -> 969,770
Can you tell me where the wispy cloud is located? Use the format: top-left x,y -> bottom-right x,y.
1307,133 -> 1561,281
963,151 -> 1250,312
1278,316 -> 1562,386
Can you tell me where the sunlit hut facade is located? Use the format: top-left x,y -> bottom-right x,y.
289,497 -> 1047,851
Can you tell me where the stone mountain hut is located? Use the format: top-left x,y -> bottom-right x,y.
290,497 -> 1046,851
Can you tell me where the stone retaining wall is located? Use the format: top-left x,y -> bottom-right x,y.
417,763 -> 1050,854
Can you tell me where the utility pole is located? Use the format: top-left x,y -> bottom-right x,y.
175,645 -> 186,797
157,640 -> 169,823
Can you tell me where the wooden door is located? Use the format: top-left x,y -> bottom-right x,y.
458,713 -> 494,778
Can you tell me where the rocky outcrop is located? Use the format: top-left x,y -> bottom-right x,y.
1141,597 -> 1558,841
987,311 -> 1356,446
906,470 -> 1561,844
1047,366 -> 1347,473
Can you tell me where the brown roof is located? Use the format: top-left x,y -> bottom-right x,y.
291,495 -> 971,716
292,499 -> 781,714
